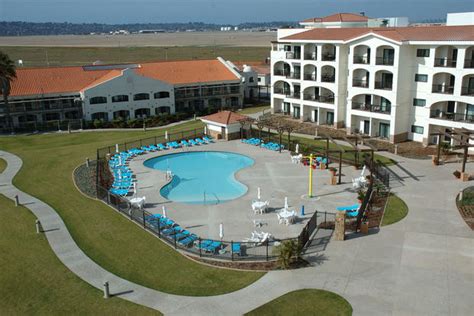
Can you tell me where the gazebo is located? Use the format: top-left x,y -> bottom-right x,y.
201,111 -> 249,140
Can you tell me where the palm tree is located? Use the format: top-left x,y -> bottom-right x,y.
0,51 -> 17,132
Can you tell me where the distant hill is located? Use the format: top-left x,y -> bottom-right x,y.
0,21 -> 298,36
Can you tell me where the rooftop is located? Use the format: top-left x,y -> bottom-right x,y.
6,59 -> 240,97
301,12 -> 370,24
283,25 -> 474,42
201,111 -> 249,125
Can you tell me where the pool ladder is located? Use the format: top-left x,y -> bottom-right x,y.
203,191 -> 220,205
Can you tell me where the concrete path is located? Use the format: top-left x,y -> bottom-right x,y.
0,149 -> 473,315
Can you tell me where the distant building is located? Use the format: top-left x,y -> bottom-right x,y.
447,12 -> 474,26
0,58 -> 247,129
299,12 -> 409,29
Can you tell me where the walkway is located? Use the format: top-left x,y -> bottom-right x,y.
0,150 -> 473,315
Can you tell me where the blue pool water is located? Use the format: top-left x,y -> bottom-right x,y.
144,151 -> 254,204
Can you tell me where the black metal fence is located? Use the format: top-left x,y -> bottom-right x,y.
0,119 -> 84,134
364,155 -> 390,188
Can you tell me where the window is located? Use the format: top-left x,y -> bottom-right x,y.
415,74 -> 428,82
249,77 -> 254,83
133,93 -> 149,101
413,98 -> 426,107
111,95 -> 129,103
411,125 -> 424,134
416,49 -> 430,57
258,77 -> 261,82
154,91 -> 170,99
89,96 -> 107,104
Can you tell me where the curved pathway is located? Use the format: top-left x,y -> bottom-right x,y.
0,150 -> 473,315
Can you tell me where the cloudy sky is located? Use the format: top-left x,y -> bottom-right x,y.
1,0 -> 472,24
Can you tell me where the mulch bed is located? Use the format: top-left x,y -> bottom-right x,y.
73,162 -> 97,198
457,205 -> 474,230
187,255 -> 310,271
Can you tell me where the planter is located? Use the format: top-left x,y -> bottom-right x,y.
461,172 -> 470,182
360,221 -> 369,234
432,155 -> 439,166
320,163 -> 326,170
330,175 -> 337,185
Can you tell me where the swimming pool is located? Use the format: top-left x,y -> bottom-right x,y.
144,151 -> 254,204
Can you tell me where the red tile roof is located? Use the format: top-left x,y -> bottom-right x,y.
301,13 -> 369,23
6,59 -> 240,97
233,62 -> 270,75
201,111 -> 248,125
283,25 -> 474,42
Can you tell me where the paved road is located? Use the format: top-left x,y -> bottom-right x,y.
0,149 -> 472,315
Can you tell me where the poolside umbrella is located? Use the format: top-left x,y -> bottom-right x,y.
204,126 -> 207,135
118,168 -> 122,179
118,155 -> 123,166
115,143 -> 119,153
219,223 -> 224,241
295,143 -> 299,154
162,205 -> 167,218
284,196 -> 289,210
165,130 -> 168,140
133,182 -> 137,197
257,187 -> 261,201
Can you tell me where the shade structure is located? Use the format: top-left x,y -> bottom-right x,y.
165,130 -> 168,140
295,143 -> 299,154
133,182 -> 137,197
118,155 -> 123,166
204,126 -> 207,135
219,223 -> 224,240
284,196 -> 289,210
115,144 -> 119,153
257,187 -> 261,200
162,205 -> 167,218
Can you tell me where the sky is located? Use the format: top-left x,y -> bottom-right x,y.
0,0 -> 473,24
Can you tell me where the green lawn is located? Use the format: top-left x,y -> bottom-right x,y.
0,158 -> 6,173
0,194 -> 159,315
382,194 -> 409,226
245,289 -> 352,316
0,120 -> 263,296
240,105 -> 270,115
0,46 -> 270,67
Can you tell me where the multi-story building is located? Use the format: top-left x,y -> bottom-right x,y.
271,13 -> 474,145
0,58 -> 246,129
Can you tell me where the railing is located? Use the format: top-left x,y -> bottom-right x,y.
286,92 -> 301,99
432,84 -> 454,94
353,55 -> 370,64
286,52 -> 300,59
274,69 -> 287,76
286,72 -> 301,80
1,119 -> 84,134
321,53 -> 336,61
273,88 -> 288,95
429,110 -> 474,123
352,79 -> 369,88
461,86 -> 474,96
304,53 -> 317,61
352,102 -> 391,114
303,94 -> 335,104
434,58 -> 457,68
303,73 -> 317,81
374,81 -> 393,90
375,57 -> 394,66
321,74 -> 335,83
464,59 -> 474,68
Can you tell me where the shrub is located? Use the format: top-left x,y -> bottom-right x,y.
274,239 -> 302,269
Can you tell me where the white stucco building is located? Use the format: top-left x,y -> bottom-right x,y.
271,13 -> 474,145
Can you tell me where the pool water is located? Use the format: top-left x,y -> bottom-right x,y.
144,151 -> 254,204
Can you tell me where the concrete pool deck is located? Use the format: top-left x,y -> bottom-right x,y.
129,140 -> 361,241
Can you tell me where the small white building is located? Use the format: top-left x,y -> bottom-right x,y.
201,110 -> 249,140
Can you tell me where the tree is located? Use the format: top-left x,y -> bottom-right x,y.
274,239 -> 302,269
0,51 -> 17,132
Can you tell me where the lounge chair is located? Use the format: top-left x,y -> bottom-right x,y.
157,143 -> 167,150
231,242 -> 242,256
195,138 -> 205,145
203,136 -> 214,143
162,225 -> 183,235
177,234 -> 198,247
336,204 -> 360,212
188,139 -> 198,146
173,230 -> 191,240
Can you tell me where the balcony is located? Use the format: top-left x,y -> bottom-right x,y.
304,53 -> 317,61
353,55 -> 370,64
303,73 -> 317,81
286,92 -> 301,99
321,74 -> 335,83
432,84 -> 454,94
430,110 -> 474,123
286,52 -> 301,60
274,69 -> 287,77
461,86 -> 474,96
322,53 -> 336,61
375,57 -> 394,66
286,72 -> 301,80
303,94 -> 335,104
352,102 -> 391,114
465,59 -> 474,68
273,88 -> 287,95
375,81 -> 393,90
352,79 -> 369,88
434,58 -> 457,68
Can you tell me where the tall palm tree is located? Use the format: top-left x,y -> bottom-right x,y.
0,51 -> 17,132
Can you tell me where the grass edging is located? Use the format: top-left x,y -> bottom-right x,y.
381,193 -> 409,226
0,157 -> 6,173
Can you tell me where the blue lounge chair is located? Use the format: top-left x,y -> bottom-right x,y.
203,136 -> 214,143
232,242 -> 242,255
178,234 -> 198,247
180,140 -> 190,147
109,188 -> 129,196
162,226 -> 182,236
188,139 -> 198,146
195,138 -> 205,145
174,230 -> 191,240
336,204 -> 361,212
346,210 -> 359,218
205,241 -> 222,253
157,143 -> 167,150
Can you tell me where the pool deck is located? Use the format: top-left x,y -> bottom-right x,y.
129,140 -> 361,241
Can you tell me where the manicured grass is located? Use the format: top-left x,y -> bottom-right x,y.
0,158 -> 6,173
0,120 -> 263,296
382,194 -> 409,226
245,289 -> 352,316
240,105 -> 270,115
0,46 -> 270,67
0,194 -> 159,314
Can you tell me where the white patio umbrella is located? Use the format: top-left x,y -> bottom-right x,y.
204,126 -> 208,135
162,205 -> 167,218
219,223 -> 224,241
118,155 -> 123,166
295,143 -> 299,154
284,196 -> 289,210
133,182 -> 137,197
115,143 -> 119,153
257,187 -> 261,200
165,130 -> 168,140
